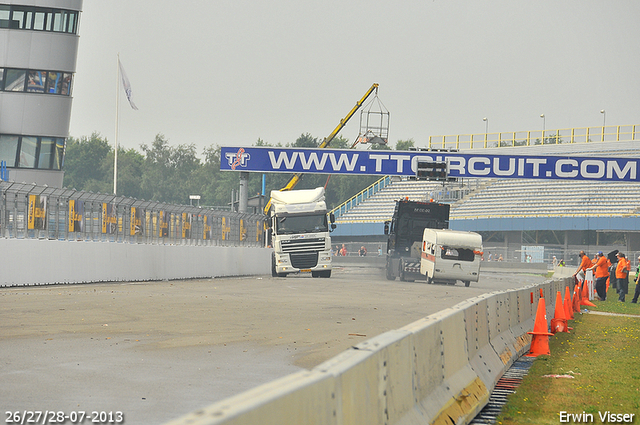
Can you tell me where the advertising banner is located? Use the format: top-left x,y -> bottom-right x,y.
159,210 -> 169,238
221,217 -> 230,241
130,207 -> 143,236
102,203 -> 117,234
181,213 -> 191,239
203,215 -> 211,240
28,195 -> 47,230
239,219 -> 246,241
220,146 -> 639,182
68,200 -> 84,233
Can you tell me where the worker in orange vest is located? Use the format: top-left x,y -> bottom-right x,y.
615,252 -> 631,302
588,251 -> 609,301
572,250 -> 592,281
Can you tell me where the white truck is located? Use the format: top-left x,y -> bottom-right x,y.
420,228 -> 483,287
268,187 -> 335,278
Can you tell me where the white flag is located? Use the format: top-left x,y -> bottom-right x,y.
118,59 -> 138,110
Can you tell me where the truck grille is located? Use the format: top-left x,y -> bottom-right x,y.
280,238 -> 325,253
290,252 -> 319,269
281,238 -> 325,269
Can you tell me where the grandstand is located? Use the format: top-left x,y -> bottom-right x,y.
331,139 -> 640,263
450,179 -> 640,219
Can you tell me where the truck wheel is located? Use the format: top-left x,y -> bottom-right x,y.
385,260 -> 396,280
271,255 -> 278,277
399,261 -> 407,282
464,280 -> 471,287
272,254 -> 286,278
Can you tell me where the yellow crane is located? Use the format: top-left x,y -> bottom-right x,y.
263,83 -> 379,215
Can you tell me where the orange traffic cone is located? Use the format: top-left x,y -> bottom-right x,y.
564,287 -> 574,320
550,291 -> 568,333
527,297 -> 553,357
580,277 -> 596,308
572,285 -> 581,313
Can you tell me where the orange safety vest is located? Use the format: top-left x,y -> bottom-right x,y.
594,256 -> 608,278
616,258 -> 630,279
579,255 -> 593,272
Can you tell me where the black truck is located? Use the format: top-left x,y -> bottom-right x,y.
384,199 -> 450,281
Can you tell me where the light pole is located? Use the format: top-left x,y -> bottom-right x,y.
540,114 -> 545,144
600,109 -> 606,142
483,117 -> 488,147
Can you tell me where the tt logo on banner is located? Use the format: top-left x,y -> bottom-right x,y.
225,148 -> 251,170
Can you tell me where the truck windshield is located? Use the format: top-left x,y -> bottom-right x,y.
276,214 -> 328,234
397,217 -> 441,238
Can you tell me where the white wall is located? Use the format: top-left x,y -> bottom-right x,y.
0,239 -> 271,287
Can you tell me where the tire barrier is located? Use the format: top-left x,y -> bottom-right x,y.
165,276 -> 573,425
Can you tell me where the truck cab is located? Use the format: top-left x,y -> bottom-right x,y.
384,199 -> 450,281
269,187 -> 334,278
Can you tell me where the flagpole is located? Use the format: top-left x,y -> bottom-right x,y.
114,53 -> 120,195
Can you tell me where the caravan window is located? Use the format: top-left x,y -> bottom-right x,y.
440,246 -> 475,262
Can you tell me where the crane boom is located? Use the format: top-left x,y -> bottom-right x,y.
263,83 -> 379,215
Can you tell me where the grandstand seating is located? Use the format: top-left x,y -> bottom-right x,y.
335,141 -> 640,224
336,177 -> 640,223
450,179 -> 640,219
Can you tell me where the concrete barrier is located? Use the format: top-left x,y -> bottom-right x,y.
166,276 -> 573,425
0,239 -> 271,287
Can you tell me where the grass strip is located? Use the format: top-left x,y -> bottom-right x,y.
496,286 -> 640,425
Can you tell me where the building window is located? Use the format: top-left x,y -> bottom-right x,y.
38,137 -> 55,169
1,68 -> 72,95
0,135 -> 19,167
0,134 -> 66,170
19,136 -> 38,168
46,71 -> 62,94
0,6 -> 78,34
61,73 -> 72,95
53,138 -> 65,170
33,10 -> 45,30
27,70 -> 46,93
0,5 -> 9,28
5,69 -> 25,91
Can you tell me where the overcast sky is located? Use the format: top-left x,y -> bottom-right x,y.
69,1 -> 640,155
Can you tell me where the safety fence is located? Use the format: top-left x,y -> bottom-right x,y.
427,124 -> 640,151
0,181 -> 265,246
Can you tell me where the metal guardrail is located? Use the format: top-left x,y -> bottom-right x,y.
0,181 -> 265,246
330,175 -> 391,219
428,124 -> 639,150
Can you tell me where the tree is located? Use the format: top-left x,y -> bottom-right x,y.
292,133 -> 318,148
327,135 -> 350,149
63,132 -> 111,191
140,134 -> 201,203
112,147 -> 145,198
395,139 -> 415,151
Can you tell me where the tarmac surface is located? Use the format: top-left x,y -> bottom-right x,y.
0,266 -> 547,424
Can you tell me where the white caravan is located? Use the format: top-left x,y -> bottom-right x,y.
420,229 -> 483,287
